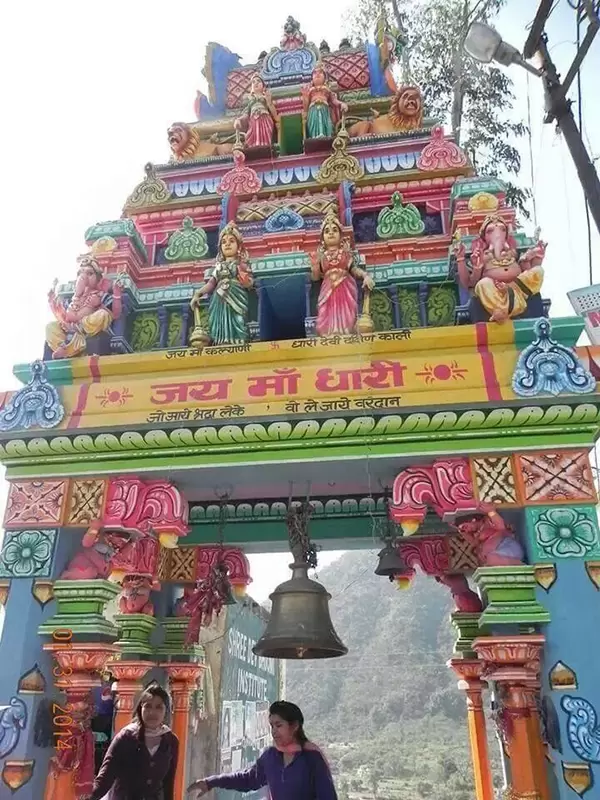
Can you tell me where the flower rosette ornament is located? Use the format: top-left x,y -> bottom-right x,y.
0,530 -> 54,577
535,507 -> 599,558
417,126 -> 467,171
217,143 -> 261,197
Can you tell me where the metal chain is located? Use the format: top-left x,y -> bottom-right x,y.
287,501 -> 318,568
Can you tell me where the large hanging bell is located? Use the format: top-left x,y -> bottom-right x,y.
253,563 -> 348,660
375,541 -> 408,579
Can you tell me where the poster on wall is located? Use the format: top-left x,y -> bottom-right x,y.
217,604 -> 280,800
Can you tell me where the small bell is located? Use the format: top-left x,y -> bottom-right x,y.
253,561 -> 347,660
375,540 -> 404,576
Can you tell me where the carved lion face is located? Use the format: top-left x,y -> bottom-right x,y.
397,87 -> 422,118
167,123 -> 190,155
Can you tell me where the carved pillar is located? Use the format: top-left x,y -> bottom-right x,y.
523,681 -> 551,800
107,660 -> 154,734
43,643 -> 119,800
474,635 -> 545,800
448,659 -> 494,800
162,662 -> 204,800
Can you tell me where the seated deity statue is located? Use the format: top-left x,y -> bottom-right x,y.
453,214 -> 546,323
46,254 -> 123,359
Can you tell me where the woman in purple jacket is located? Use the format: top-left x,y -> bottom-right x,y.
188,701 -> 337,800
90,682 -> 179,800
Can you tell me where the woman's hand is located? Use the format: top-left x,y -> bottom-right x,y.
188,779 -> 209,797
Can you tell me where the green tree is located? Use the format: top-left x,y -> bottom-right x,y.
345,0 -> 530,216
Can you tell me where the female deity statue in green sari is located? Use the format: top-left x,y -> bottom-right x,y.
302,64 -> 347,140
190,223 -> 253,345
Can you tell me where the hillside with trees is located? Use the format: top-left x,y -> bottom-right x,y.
285,550 -> 503,800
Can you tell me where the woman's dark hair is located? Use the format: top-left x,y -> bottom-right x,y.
269,701 -> 308,746
133,682 -> 171,740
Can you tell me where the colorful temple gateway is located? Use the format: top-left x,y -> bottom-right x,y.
1,14 -> 600,800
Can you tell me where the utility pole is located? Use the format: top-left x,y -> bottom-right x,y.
525,1 -> 600,235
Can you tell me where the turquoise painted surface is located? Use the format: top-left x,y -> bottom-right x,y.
216,603 -> 281,800
526,556 -> 600,800
525,505 -> 600,562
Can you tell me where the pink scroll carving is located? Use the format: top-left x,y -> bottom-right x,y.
391,458 -> 479,528
103,477 -> 189,540
195,546 -> 252,589
416,126 -> 467,171
398,536 -> 450,575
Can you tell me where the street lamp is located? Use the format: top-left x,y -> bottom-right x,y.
464,22 -> 542,75
463,17 -> 600,236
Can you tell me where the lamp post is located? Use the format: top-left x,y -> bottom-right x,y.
463,14 -> 600,237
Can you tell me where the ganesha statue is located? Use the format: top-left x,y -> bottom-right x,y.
453,214 -> 546,322
118,574 -> 158,615
46,254 -> 123,359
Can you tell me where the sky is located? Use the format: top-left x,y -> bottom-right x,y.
0,0 -> 598,604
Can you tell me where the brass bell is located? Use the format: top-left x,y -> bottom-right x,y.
375,540 -> 408,580
253,562 -> 348,660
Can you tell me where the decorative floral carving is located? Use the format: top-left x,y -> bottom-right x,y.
376,192 -> 424,239
467,192 -> 499,212
103,477 -> 189,548
391,458 -> 478,532
195,546 -> 252,590
561,696 -> 600,763
0,361 -> 64,432
0,698 -> 27,758
416,126 -> 467,171
527,506 -> 600,560
471,456 -> 517,505
316,127 -> 364,185
0,529 -> 57,578
217,144 -> 261,196
512,318 -> 596,397
264,207 -> 305,233
397,536 -> 450,574
66,479 -> 108,526
473,634 -> 544,679
516,451 -> 596,504
4,480 -> 68,527
164,217 -> 209,261
124,163 -> 171,211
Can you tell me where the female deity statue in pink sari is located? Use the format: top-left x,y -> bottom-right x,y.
310,213 -> 374,337
234,74 -> 279,149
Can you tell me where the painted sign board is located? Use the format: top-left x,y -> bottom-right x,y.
568,284 -> 600,345
217,603 -> 280,800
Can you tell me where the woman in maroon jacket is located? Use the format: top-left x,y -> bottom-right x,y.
90,682 -> 179,800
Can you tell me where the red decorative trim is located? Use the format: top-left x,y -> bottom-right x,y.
68,383 -> 91,429
475,323 -> 502,401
